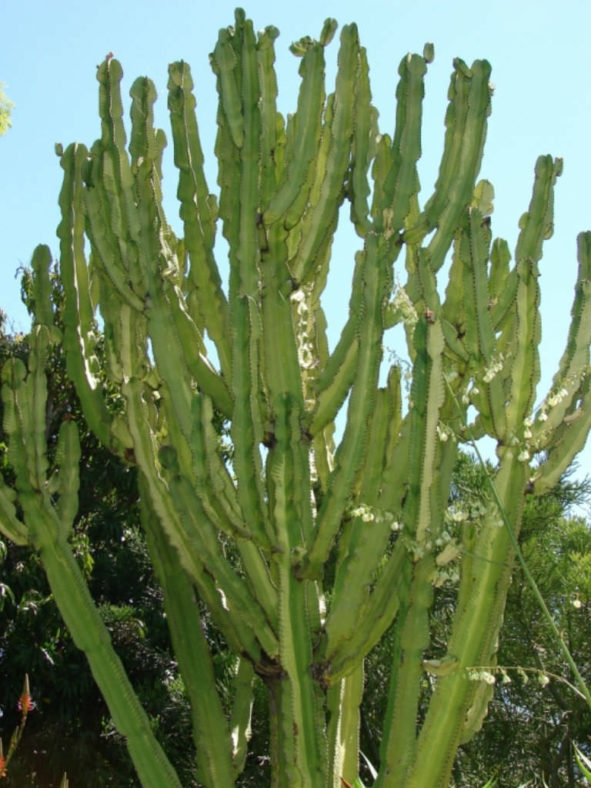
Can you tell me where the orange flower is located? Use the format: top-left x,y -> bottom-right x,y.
17,674 -> 35,714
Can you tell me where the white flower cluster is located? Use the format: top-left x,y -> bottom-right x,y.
514,667 -> 550,687
348,503 -> 398,529
349,503 -> 376,522
462,384 -> 480,405
389,285 -> 418,329
466,666 -> 550,688
482,354 -> 504,383
445,506 -> 469,524
535,375 -> 581,425
523,418 -> 533,440
467,668 -> 496,685
291,287 -> 316,371
547,387 -> 569,408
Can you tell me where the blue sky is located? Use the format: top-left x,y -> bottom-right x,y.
2,0 -> 591,478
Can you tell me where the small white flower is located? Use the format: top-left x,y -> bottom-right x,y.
572,598 -> 582,609
482,356 -> 504,383
517,449 -> 530,463
298,343 -> 316,369
467,669 -> 496,685
547,387 -> 568,408
437,424 -> 450,442
389,285 -> 418,328
350,503 -> 387,524
450,510 -> 468,523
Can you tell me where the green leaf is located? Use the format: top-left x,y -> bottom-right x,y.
479,777 -> 497,788
575,744 -> 591,780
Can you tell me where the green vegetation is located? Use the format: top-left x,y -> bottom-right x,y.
0,84 -> 13,135
1,10 -> 591,786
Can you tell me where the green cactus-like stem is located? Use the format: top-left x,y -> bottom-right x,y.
304,235 -> 390,579
140,485 -> 235,788
268,393 -> 326,785
376,554 -> 434,786
326,663 -> 363,787
1,339 -> 182,788
167,61 -> 231,379
531,231 -> 591,491
405,453 -> 526,787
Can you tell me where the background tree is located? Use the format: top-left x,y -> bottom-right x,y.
1,10 -> 591,787
0,84 -> 13,135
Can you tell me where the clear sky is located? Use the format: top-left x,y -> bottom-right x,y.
2,0 -> 591,479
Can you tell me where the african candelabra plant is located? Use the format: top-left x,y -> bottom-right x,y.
1,8 -> 591,787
